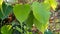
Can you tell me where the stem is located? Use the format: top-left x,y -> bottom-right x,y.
21,23 -> 22,34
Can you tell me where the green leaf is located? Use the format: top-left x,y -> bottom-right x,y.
13,4 -> 31,23
25,11 -> 34,28
32,1 -> 50,24
2,2 -> 13,17
1,25 -> 13,34
32,1 -> 50,33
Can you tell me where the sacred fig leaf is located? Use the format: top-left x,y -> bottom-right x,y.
13,4 -> 31,23
0,0 -> 3,8
32,1 -> 50,24
32,1 -> 51,33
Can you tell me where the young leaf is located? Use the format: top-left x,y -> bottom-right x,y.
32,1 -> 50,33
13,4 -> 31,23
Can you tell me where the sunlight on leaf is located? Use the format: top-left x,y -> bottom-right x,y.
45,0 -> 57,10
7,25 -> 12,30
0,0 -> 3,8
1,25 -> 12,34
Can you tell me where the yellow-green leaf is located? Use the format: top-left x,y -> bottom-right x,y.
0,0 -> 3,8
32,1 -> 50,33
1,25 -> 12,34
45,0 -> 57,10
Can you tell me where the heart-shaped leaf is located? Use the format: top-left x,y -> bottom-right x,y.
32,1 -> 50,24
13,4 -> 31,23
32,1 -> 50,33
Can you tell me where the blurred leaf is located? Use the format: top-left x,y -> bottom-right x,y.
1,25 -> 13,34
13,4 -> 31,23
0,0 -> 3,8
45,0 -> 57,10
0,0 -> 3,5
44,29 -> 53,34
49,0 -> 57,10
2,2 -> 13,17
32,1 -> 50,33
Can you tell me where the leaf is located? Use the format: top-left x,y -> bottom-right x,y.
32,1 -> 50,24
0,2 -> 13,19
49,0 -> 57,10
0,0 -> 3,8
33,18 -> 49,33
32,1 -> 50,33
1,25 -> 13,34
13,4 -> 31,23
25,11 -> 34,28
2,2 -> 13,17
45,0 -> 57,10
0,0 -> 3,5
